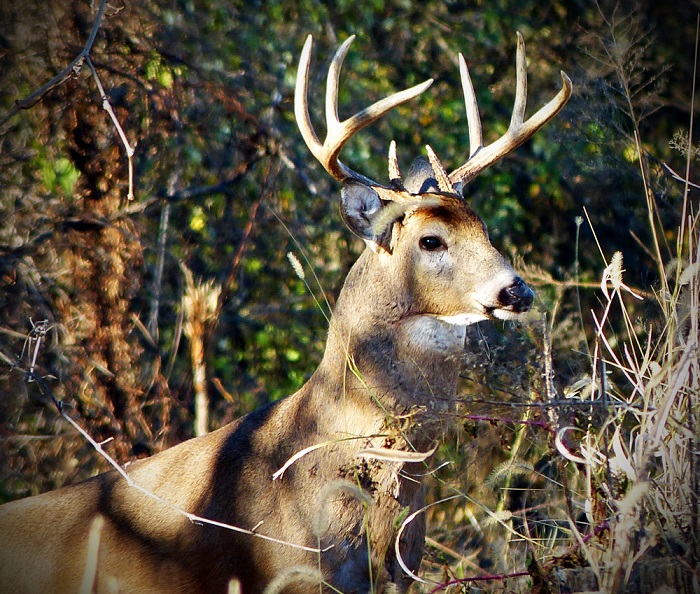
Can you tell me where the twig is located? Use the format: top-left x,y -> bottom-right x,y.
1,0 -> 136,201
0,0 -> 109,128
21,318 -> 51,377
461,413 -> 554,434
218,159 -> 279,312
85,56 -> 135,200
427,570 -> 531,593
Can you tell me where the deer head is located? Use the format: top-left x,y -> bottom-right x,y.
295,34 -> 572,335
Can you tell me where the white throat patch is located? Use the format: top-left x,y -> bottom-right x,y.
403,315 -> 468,352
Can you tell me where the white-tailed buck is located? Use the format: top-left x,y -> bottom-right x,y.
0,34 -> 571,593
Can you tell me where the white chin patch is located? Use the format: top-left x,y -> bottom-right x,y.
437,313 -> 489,326
492,309 -> 523,321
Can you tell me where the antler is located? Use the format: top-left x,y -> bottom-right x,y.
449,32 -> 573,186
295,35 -> 433,185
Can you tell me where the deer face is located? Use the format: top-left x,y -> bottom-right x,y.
296,32 -> 568,337
396,198 -> 533,325
340,167 -> 533,330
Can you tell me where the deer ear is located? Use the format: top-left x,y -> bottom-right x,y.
340,180 -> 393,251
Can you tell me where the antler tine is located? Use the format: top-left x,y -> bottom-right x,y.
425,145 -> 455,193
458,53 -> 482,159
388,140 -> 401,181
510,32 -> 528,130
295,36 -> 323,162
295,34 -> 434,184
449,32 -> 573,186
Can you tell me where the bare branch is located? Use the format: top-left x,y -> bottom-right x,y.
85,56 -> 135,200
0,0 -> 110,128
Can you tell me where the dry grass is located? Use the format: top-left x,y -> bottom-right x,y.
415,13 -> 700,592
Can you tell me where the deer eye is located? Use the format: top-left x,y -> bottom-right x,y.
419,236 -> 445,251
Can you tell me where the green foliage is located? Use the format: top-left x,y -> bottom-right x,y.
40,156 -> 80,195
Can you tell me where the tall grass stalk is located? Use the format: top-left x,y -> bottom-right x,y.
576,12 -> 700,591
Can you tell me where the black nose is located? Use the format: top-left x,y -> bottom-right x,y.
498,278 -> 534,312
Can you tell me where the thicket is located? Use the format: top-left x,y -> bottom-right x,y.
0,0 -> 698,591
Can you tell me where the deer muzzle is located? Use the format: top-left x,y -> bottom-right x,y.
497,277 -> 534,313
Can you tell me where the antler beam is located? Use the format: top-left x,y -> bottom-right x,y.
449,33 -> 573,186
295,35 -> 433,184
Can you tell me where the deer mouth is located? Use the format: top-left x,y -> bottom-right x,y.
487,306 -> 529,321
437,305 -> 526,327
436,290 -> 533,326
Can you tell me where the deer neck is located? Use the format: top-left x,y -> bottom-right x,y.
310,248 -> 465,442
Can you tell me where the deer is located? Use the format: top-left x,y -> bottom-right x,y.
0,33 -> 571,594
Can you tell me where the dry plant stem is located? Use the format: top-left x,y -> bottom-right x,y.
423,537 -> 483,574
0,0 -> 109,129
85,57 -> 135,200
542,314 -> 558,419
678,15 -> 699,254
268,206 -> 333,323
272,436 -> 385,481
634,130 -> 669,305
79,515 -> 104,594
493,417 -> 530,520
599,357 -> 615,513
192,333 -> 208,437
394,495 -> 461,585
148,202 -> 171,339
182,270 -> 221,437
646,343 -> 697,455
663,163 -> 700,189
593,3 -> 670,299
164,297 -> 185,382
691,236 -> 700,544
